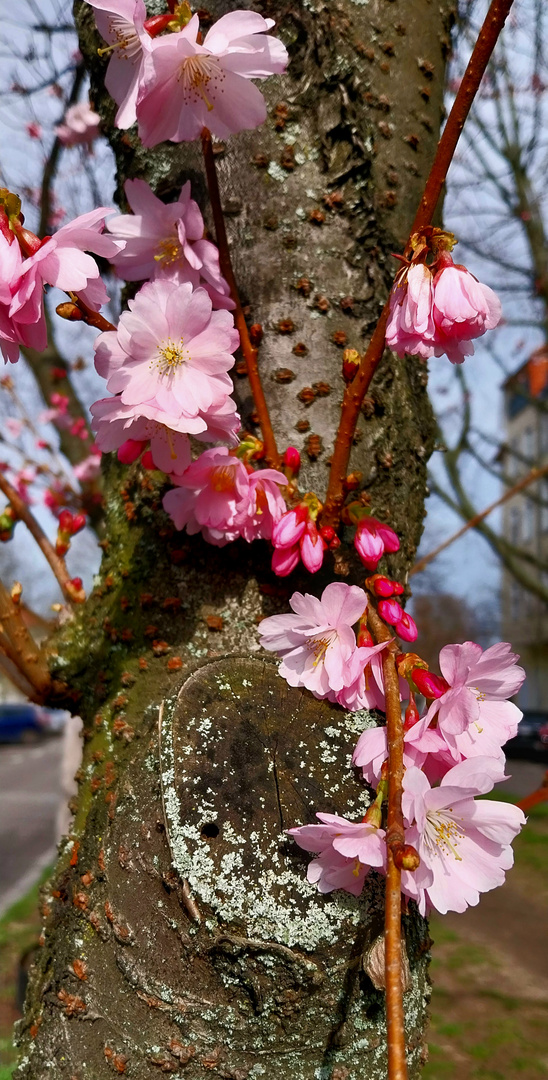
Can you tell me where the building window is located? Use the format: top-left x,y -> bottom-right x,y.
542,481 -> 548,533
522,425 -> 535,464
522,498 -> 535,544
541,414 -> 548,458
510,580 -> 521,620
509,505 -> 520,545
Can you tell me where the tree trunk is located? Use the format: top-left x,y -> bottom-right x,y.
16,1 -> 453,1076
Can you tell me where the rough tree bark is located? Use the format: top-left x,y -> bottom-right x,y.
16,1 -> 454,1076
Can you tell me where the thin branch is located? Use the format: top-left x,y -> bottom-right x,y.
201,128 -> 280,468
321,0 -> 516,528
367,605 -> 408,1080
0,472 -> 75,603
0,580 -> 50,696
411,464 -> 548,576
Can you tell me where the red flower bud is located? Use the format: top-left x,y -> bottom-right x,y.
143,12 -> 173,36
141,450 -> 155,470
71,513 -> 87,535
404,695 -> 420,730
342,347 -> 360,383
117,439 -> 146,465
283,446 -> 301,473
58,510 -> 73,533
319,526 -> 335,543
411,668 -> 449,699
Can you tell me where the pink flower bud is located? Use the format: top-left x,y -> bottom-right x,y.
272,506 -> 308,548
378,598 -> 404,625
394,610 -> 418,642
300,523 -> 325,573
411,668 -> 449,699
117,439 -> 146,465
283,446 -> 301,473
272,544 -> 300,577
354,518 -> 385,570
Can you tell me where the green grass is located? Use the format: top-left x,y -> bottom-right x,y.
423,800 -> 548,1080
0,867 -> 51,1073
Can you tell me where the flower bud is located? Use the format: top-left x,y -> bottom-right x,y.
141,450 -> 155,470
411,668 -> 449,699
365,573 -> 399,598
342,347 -> 360,382
143,12 -> 173,36
378,598 -> 403,625
394,844 -> 420,872
249,323 -> 263,347
11,582 -> 22,604
117,439 -> 146,465
319,525 -> 335,544
56,301 -> 83,322
58,509 -> 74,533
283,446 -> 301,474
404,695 -> 420,730
67,576 -> 86,604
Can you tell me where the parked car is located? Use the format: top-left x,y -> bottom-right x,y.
505,711 -> 548,760
0,703 -> 66,744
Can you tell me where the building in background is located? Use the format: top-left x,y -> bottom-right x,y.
501,347 -> 548,708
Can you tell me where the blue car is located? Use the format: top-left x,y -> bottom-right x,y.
0,703 -> 64,743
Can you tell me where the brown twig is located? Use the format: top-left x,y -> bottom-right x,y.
410,464 -> 548,576
517,771 -> 548,813
66,292 -> 116,333
0,580 -> 50,697
0,472 -> 75,604
321,0 -> 516,529
201,128 -> 280,468
0,650 -> 38,700
367,604 -> 408,1080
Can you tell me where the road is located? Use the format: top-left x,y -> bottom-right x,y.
0,738 -> 63,917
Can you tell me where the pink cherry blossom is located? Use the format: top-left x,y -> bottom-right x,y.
91,396 -> 192,475
239,468 -> 287,542
55,102 -> 101,147
386,263 -> 437,360
287,812 -> 386,897
162,447 -> 249,545
94,279 -> 240,442
258,582 -> 368,697
73,448 -> 102,484
163,447 -> 286,545
401,758 -> 525,915
432,258 -> 502,364
352,722 -> 439,788
106,179 -> 233,309
407,641 -> 525,764
8,208 -> 123,356
326,642 -> 391,713
136,11 -> 288,147
0,229 -> 25,363
87,0 -> 149,128
354,516 -> 400,571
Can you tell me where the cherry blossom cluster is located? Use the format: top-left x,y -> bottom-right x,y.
259,582 -> 527,915
0,191 -> 122,365
386,248 -> 502,365
87,1 -> 288,145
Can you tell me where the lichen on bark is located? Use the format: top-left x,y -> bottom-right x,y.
15,0 -> 454,1075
